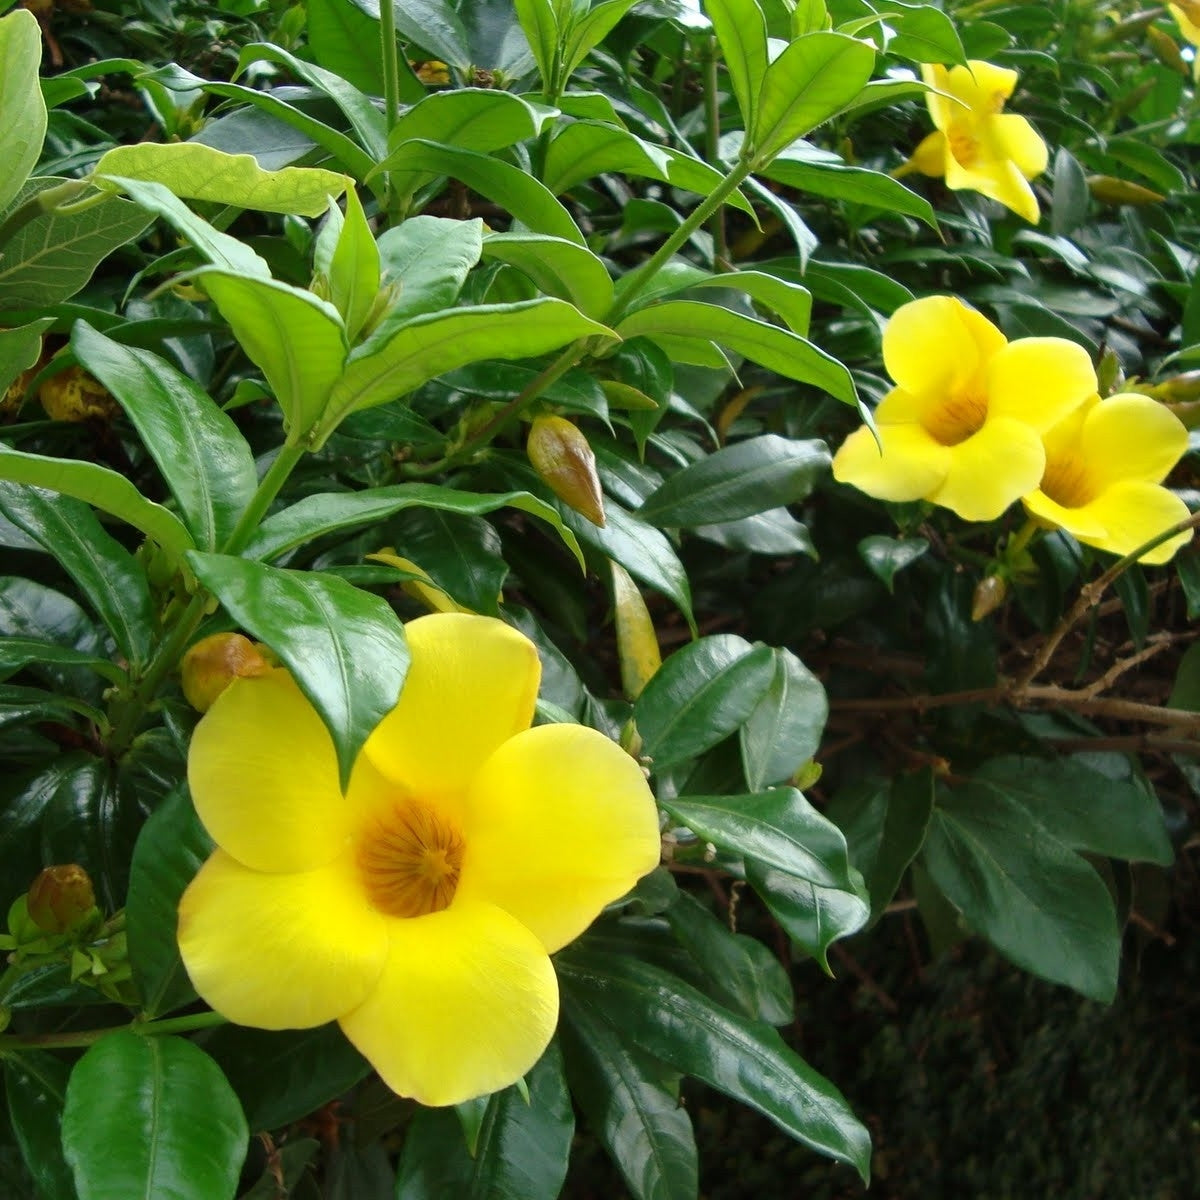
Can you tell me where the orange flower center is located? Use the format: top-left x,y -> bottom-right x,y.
1039,453 -> 1093,509
946,125 -> 980,168
923,389 -> 988,446
358,800 -> 465,918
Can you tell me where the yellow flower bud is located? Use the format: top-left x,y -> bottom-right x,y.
611,561 -> 660,699
181,633 -> 273,713
527,415 -> 606,528
1086,175 -> 1165,206
39,366 -> 119,422
27,865 -> 96,934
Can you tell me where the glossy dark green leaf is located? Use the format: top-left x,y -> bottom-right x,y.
560,997 -> 698,1200
747,860 -> 870,971
395,1042 -> 573,1200
1169,640 -> 1200,710
375,216 -> 483,331
557,948 -> 870,1180
920,788 -> 1120,1001
635,636 -> 775,769
203,1025 -> 370,1131
245,483 -> 582,569
665,890 -> 793,1024
4,1050 -> 75,1200
705,0 -> 768,131
125,787 -> 212,1018
665,787 -> 855,890
62,1033 -> 248,1200
1114,566 -> 1150,650
640,435 -> 829,528
739,647 -> 828,790
826,770 -> 934,920
695,508 -> 815,557
385,507 -> 507,615
187,553 -> 409,789
968,756 -> 1172,866
0,484 -> 155,669
0,445 -> 194,557
513,0 -> 557,90
856,534 -> 928,592
0,637 -> 124,685
72,323 -> 257,552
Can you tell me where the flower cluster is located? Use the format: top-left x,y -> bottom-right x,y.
833,296 -> 1192,563
177,613 -> 661,1107
898,59 -> 1048,223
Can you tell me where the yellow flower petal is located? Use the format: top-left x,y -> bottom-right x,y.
1022,488 -> 1109,540
930,417 -> 1046,521
1052,481 -> 1193,564
1171,3 -> 1200,45
364,613 -> 540,808
906,130 -> 948,177
187,669 -> 355,873
832,422 -> 950,503
178,850 -> 388,1029
1080,393 -> 1188,489
991,114 -> 1048,180
986,338 -> 1097,430
456,724 -> 661,953
338,901 -> 558,1107
882,296 -> 1006,401
945,155 -> 1041,223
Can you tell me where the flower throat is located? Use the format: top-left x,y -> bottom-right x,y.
359,800 -> 465,918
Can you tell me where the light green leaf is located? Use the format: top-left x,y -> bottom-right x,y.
561,0 -> 641,79
705,0 -> 768,132
306,0 -> 387,95
514,0 -> 559,91
0,9 -> 46,216
481,232 -> 614,318
385,88 -> 543,157
374,215 -> 483,331
0,317 -> 52,398
315,188 -> 380,342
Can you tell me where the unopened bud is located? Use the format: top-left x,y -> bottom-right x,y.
40,366 -> 119,422
1159,371 -> 1200,403
1147,25 -> 1189,74
527,415 -> 606,527
181,633 -> 273,712
1087,175 -> 1165,206
27,865 -> 96,934
971,574 -> 1007,621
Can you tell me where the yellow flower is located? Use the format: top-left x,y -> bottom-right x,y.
832,296 -> 1097,521
900,60 -> 1048,223
177,613 -> 661,1107
1022,393 -> 1193,563
1170,2 -> 1200,45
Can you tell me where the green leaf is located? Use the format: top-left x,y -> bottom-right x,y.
746,860 -> 870,971
386,88 -> 543,158
616,301 -> 856,403
875,0 -> 965,64
968,756 -> 1173,866
314,188 -> 381,342
0,9 -> 46,215
687,269 -> 812,333
558,948 -> 870,1179
920,787 -> 1120,1001
826,770 -> 934,919
0,179 -> 152,311
387,0 -> 472,70
370,140 -> 584,243
93,143 -> 347,217
195,269 -> 348,440
245,483 -> 582,569
0,484 -> 156,669
374,215 -> 483,331
560,997 -> 698,1200
307,0 -> 386,94
514,0 -> 558,91
635,635 -> 775,769
665,890 -> 793,1024
4,1050 -> 75,1200
320,299 -> 612,439
666,787 -> 856,889
0,444 -> 194,557
386,507 -> 507,615
1051,146 -> 1090,238
638,435 -> 830,526
186,553 -> 409,789
481,232 -> 614,319
125,787 -> 212,1018
395,1042 -> 573,1200
739,647 -> 827,790
562,0 -> 641,78
856,534 -> 928,592
0,637 -> 124,684
705,0 -> 768,132
62,1033 -> 248,1200
72,323 -> 257,552
0,316 -> 50,398
752,32 -> 875,164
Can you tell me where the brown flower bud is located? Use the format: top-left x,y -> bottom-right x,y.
181,633 -> 273,713
1086,175 -> 1165,207
39,366 -> 119,422
971,574 -> 1007,622
1146,25 -> 1189,74
527,415 -> 606,527
27,865 -> 96,934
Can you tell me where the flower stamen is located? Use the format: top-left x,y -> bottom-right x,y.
359,800 -> 465,918
923,389 -> 988,445
1039,455 -> 1093,508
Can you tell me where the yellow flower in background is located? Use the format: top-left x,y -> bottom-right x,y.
832,296 -> 1097,521
178,613 -> 660,1107
1170,1 -> 1200,45
1022,393 -> 1192,563
899,60 -> 1048,223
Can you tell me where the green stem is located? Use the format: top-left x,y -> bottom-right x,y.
379,0 -> 401,214
0,179 -> 90,248
219,441 -> 308,557
0,1009 -> 228,1054
703,36 -> 729,269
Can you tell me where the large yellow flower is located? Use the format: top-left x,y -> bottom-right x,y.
832,296 -> 1097,521
177,613 -> 661,1107
900,60 -> 1048,223
1022,393 -> 1193,564
1170,1 -> 1200,45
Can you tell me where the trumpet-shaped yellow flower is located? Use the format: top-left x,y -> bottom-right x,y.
832,297 -> 1098,522
901,60 -> 1048,223
1022,393 -> 1192,563
177,613 -> 661,1107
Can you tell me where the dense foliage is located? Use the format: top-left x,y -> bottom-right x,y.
0,0 -> 1197,1196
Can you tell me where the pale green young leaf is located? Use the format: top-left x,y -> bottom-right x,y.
385,88 -> 544,156
0,9 -> 47,215
705,0 -> 769,132
481,232 -> 614,318
373,216 -> 484,333
514,0 -> 559,92
561,0 -> 641,80
322,187 -> 381,342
